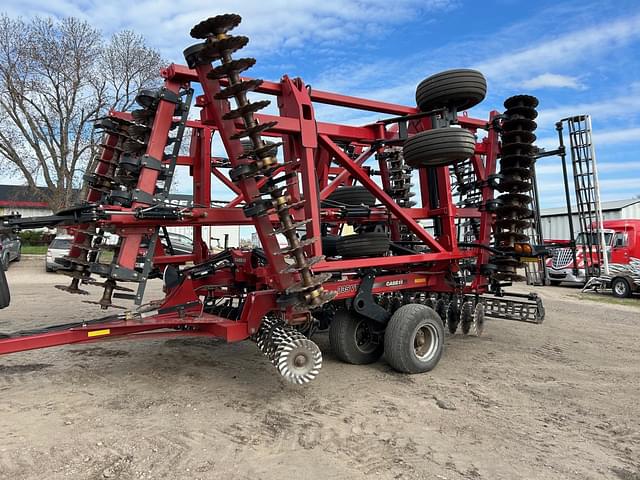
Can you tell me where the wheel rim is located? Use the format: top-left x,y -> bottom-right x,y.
413,323 -> 439,361
614,281 -> 627,295
354,320 -> 378,354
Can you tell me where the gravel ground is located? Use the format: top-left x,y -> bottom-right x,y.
0,256 -> 638,480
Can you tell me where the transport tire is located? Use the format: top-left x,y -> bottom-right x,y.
416,69 -> 487,112
322,186 -> 376,207
384,304 -> 444,374
301,233 -> 339,257
403,128 -> 476,167
329,310 -> 384,365
321,234 -> 339,257
336,232 -> 390,258
611,277 -> 632,298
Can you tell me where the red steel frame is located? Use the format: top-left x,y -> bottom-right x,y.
0,62 -> 500,355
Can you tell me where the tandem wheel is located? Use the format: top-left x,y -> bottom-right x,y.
329,310 -> 384,365
384,304 -> 444,374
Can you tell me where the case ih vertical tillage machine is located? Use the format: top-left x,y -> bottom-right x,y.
0,14 -> 545,384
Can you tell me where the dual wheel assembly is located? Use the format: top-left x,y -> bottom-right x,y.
328,299 -> 485,374
403,69 -> 486,168
329,304 -> 444,373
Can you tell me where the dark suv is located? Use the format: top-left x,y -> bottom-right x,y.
0,232 -> 21,270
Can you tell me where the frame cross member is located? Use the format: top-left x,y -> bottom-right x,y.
318,134 -> 445,253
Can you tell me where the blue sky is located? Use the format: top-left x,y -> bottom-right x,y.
3,0 -> 640,208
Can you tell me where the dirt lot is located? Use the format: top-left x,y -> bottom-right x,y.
0,257 -> 638,480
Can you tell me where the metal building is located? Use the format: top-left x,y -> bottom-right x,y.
540,198 -> 640,240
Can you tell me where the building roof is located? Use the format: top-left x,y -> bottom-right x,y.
0,185 -> 56,208
540,198 -> 640,216
0,184 -> 195,209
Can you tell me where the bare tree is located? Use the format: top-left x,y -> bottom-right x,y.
100,30 -> 163,112
0,15 -> 164,211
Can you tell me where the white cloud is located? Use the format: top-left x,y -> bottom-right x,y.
535,160 -> 640,178
538,177 -> 640,192
3,0 -> 457,62
538,190 -> 638,208
534,163 -> 563,175
300,11 -> 640,125
521,73 -> 585,90
535,92 -> 640,126
536,125 -> 640,149
534,135 -> 561,151
593,127 -> 640,145
474,14 -> 640,81
2,0 -> 639,208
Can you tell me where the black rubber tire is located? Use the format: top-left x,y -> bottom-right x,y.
329,310 -> 384,365
384,304 -> 445,374
322,186 -> 376,207
611,277 -> 632,298
416,69 -> 487,112
336,232 -> 390,258
322,235 -> 339,257
403,128 -> 476,167
549,280 -> 562,286
45,266 -> 54,273
301,233 -> 339,257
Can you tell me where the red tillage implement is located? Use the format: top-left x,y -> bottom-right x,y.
0,14 -> 544,384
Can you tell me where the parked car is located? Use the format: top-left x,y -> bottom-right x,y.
135,232 -> 194,271
0,232 -> 21,270
164,232 -> 194,255
0,264 -> 8,307
45,236 -> 73,272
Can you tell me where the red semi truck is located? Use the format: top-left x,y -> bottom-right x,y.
545,219 -> 640,297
